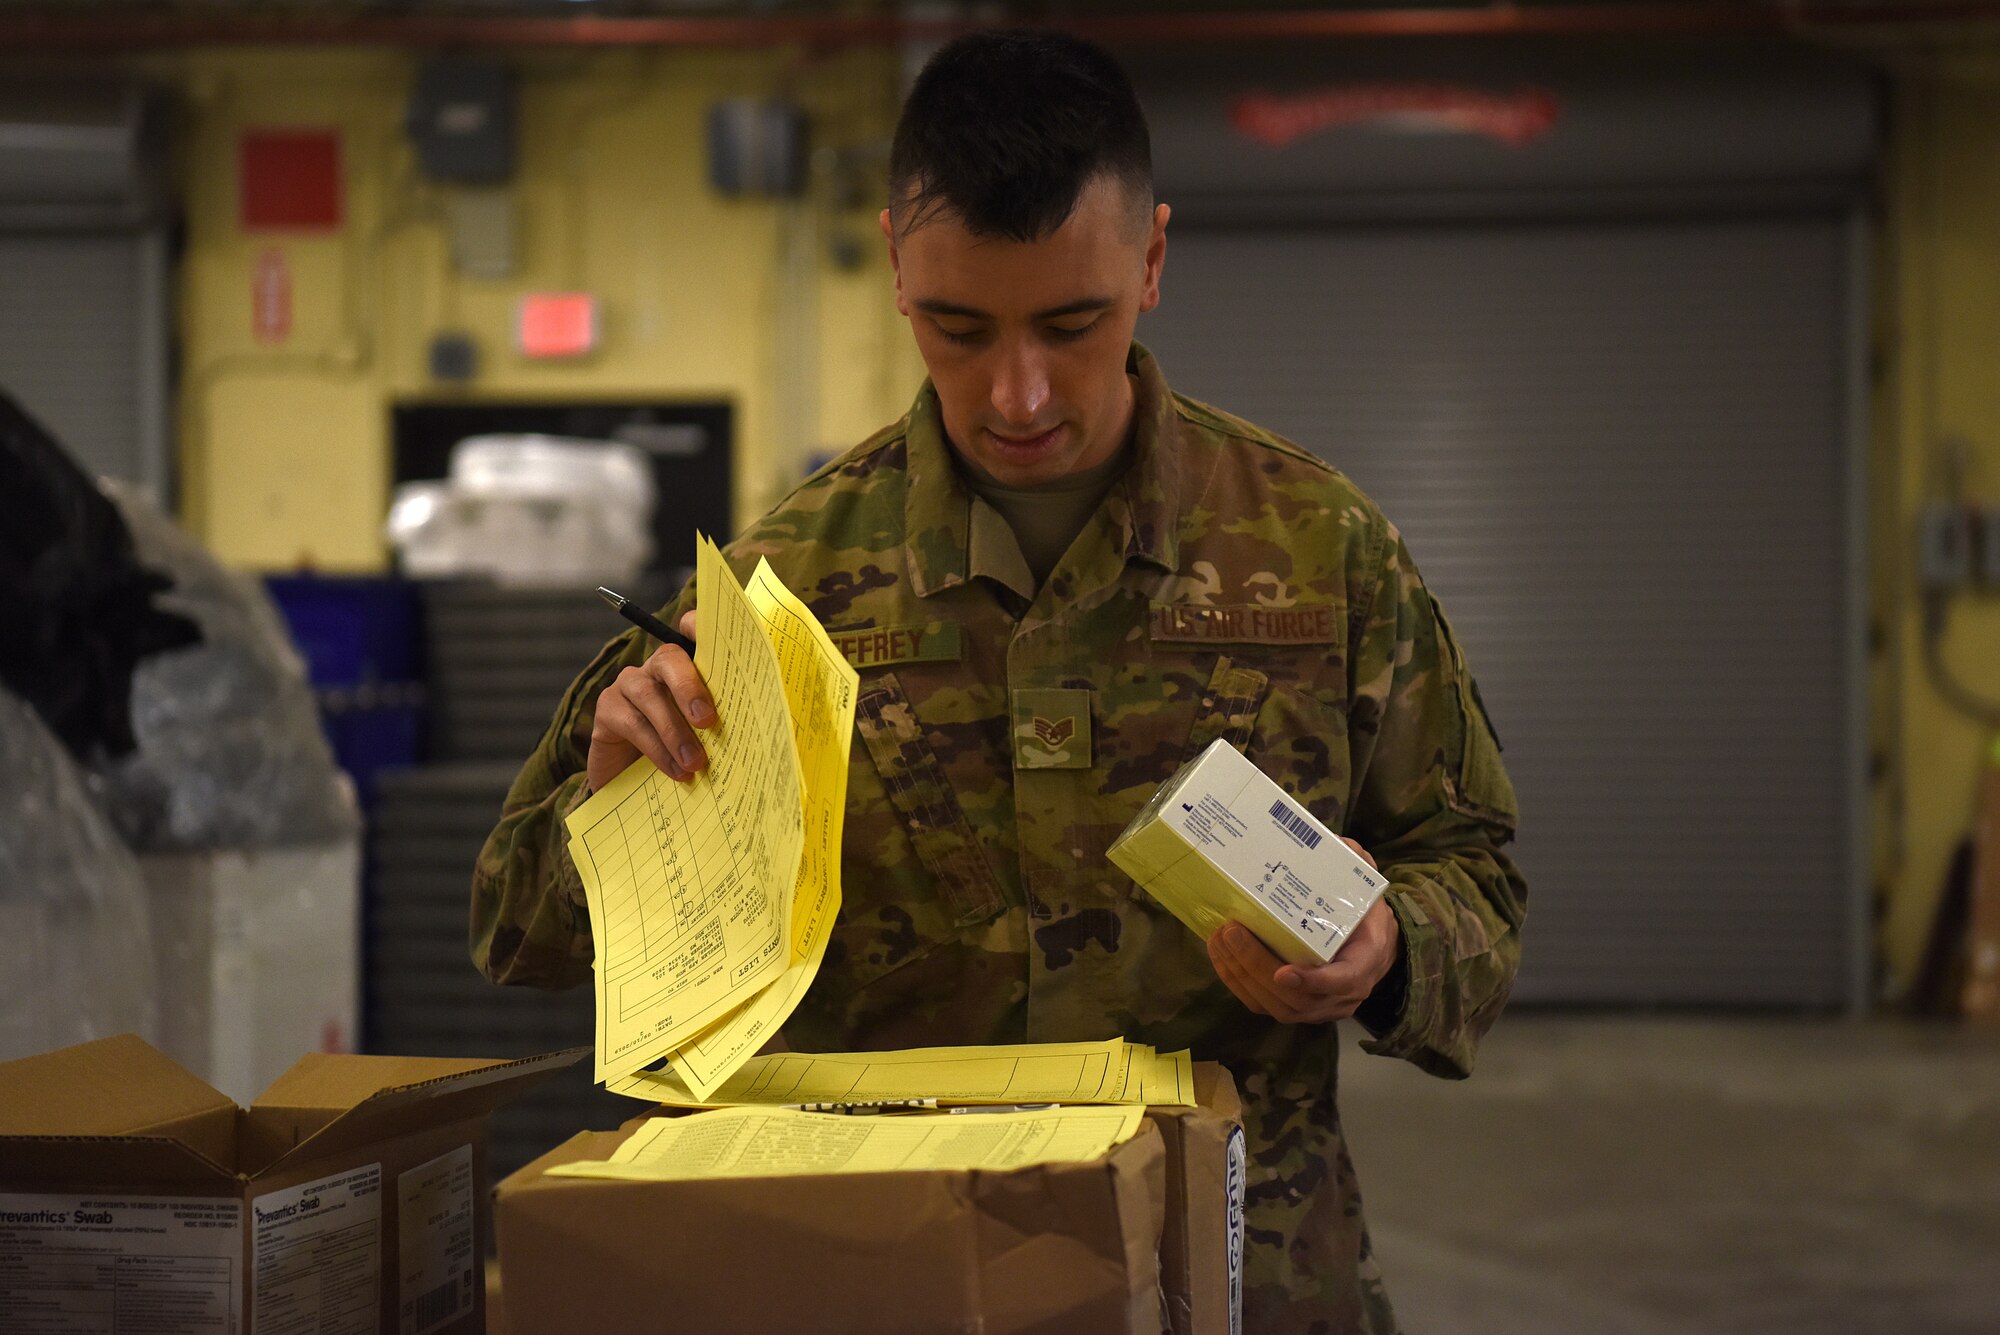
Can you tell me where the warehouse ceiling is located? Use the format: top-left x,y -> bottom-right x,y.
0,1 -> 1982,24
0,0 -> 1994,44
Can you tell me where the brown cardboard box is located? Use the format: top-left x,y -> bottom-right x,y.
0,1033 -> 583,1334
1148,1063 -> 1247,1335
495,1114 -> 1170,1335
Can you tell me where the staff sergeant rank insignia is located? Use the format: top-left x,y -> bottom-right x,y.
1011,688 -> 1092,770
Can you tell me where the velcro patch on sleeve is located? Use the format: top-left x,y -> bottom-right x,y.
1149,602 -> 1339,645
828,621 -> 964,669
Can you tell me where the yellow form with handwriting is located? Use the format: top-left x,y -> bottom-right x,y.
545,1105 -> 1146,1182
608,1038 -> 1197,1109
565,536 -> 804,1083
653,558 -> 860,1099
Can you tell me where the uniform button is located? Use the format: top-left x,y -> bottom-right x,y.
1201,696 -> 1215,709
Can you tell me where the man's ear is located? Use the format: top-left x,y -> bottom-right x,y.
880,208 -> 908,316
1138,202 -> 1170,314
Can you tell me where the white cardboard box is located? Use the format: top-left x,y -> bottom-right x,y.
1108,739 -> 1388,966
139,839 -> 361,1104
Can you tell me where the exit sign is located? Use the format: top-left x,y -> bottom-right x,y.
517,293 -> 597,359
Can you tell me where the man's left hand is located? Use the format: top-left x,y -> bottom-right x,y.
1206,840 -> 1401,1024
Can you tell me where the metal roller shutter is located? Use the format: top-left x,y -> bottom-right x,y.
0,231 -> 167,491
1139,215 -> 1855,1005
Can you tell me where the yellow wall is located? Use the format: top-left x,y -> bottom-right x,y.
150,44 -> 917,571
134,41 -> 2000,994
1877,52 -> 2000,996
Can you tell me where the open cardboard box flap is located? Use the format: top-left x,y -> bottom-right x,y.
1148,1061 -> 1246,1335
0,1034 -> 588,1185
244,1047 -> 588,1176
0,1033 -> 238,1137
1189,1062 -> 1242,1121
0,1033 -> 243,1176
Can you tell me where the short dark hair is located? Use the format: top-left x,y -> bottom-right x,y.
888,30 -> 1152,241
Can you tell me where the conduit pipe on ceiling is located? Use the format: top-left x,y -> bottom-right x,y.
4,4 -> 2000,50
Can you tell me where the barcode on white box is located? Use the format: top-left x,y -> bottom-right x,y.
1267,800 -> 1322,850
398,1144 -> 475,1335
408,1275 -> 469,1332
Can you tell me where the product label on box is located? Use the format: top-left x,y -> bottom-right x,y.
1173,793 -> 1350,955
251,1163 -> 381,1335
1224,1126 -> 1246,1335
1164,743 -> 1389,960
396,1145 -> 475,1335
0,1191 -> 243,1335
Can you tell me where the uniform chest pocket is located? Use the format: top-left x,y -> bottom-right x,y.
1184,657 -> 1271,760
851,673 -> 1008,930
1181,654 -> 1353,833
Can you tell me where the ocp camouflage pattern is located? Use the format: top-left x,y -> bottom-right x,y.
471,343 -> 1527,1333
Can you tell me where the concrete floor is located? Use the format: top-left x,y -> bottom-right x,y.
1337,1016 -> 2000,1335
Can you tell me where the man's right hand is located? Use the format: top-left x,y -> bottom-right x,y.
587,610 -> 714,790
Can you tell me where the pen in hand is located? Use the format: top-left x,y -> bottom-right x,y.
588,585 -> 712,790
597,586 -> 697,655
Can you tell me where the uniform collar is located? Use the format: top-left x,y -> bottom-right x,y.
902,342 -> 1184,599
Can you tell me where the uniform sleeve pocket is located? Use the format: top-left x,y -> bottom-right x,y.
854,673 -> 1008,927
1427,593 -> 1519,835
1181,656 -> 1272,761
553,628 -> 647,761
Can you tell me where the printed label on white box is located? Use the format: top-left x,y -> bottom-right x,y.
251,1163 -> 381,1335
0,1191 -> 244,1335
396,1144 -> 476,1335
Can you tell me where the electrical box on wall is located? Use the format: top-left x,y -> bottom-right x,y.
1918,502 -> 1975,591
407,58 -> 516,185
706,98 -> 809,198
445,188 -> 517,279
428,332 -> 478,383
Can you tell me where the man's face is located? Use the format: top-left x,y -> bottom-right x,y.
882,176 -> 1169,486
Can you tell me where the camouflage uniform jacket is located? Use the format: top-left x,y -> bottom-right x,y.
472,343 -> 1527,1334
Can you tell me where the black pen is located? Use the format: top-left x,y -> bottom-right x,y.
597,586 -> 697,656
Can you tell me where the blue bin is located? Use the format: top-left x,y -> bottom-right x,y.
265,575 -> 424,688
264,576 -> 427,801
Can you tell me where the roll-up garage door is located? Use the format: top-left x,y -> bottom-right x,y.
0,83 -> 172,494
1139,215 -> 1854,1006
0,231 -> 168,489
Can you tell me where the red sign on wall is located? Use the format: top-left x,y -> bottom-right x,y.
239,129 -> 343,231
517,293 -> 599,359
1231,83 -> 1562,150
252,247 -> 292,345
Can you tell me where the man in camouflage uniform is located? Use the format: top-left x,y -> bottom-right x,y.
472,31 -> 1524,1334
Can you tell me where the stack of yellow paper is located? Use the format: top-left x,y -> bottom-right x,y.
544,1103 -> 1148,1183
563,538 -> 860,1098
607,1038 -> 1197,1109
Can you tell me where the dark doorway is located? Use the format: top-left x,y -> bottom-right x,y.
391,400 -> 733,574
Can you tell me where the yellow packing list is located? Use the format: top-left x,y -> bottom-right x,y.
566,537 -> 805,1084
654,558 -> 859,1099
607,1039 -> 1197,1109
1135,1045 -> 1196,1107
545,1104 -> 1147,1182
